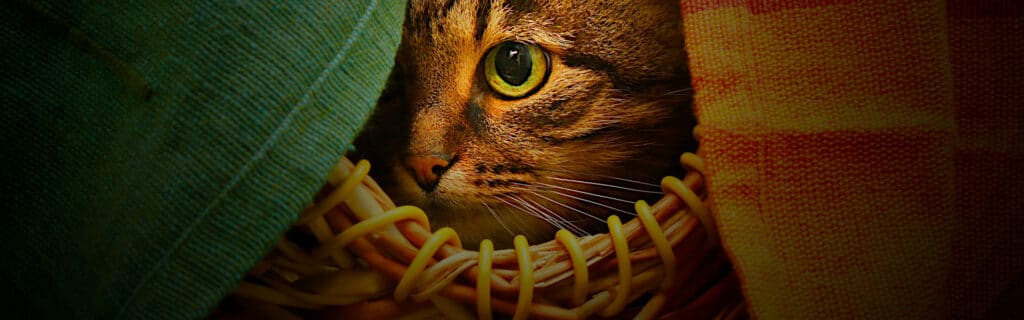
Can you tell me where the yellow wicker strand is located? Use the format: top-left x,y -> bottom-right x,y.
240,152 -> 721,319
411,251 -> 477,301
692,125 -> 705,142
325,158 -> 350,184
680,152 -> 706,174
295,159 -> 370,226
574,291 -> 611,319
232,282 -> 320,309
598,215 -> 631,317
396,227 -> 462,302
555,229 -> 589,307
262,276 -> 368,306
636,293 -> 667,320
308,217 -> 355,268
529,303 -> 581,319
513,235 -> 534,320
268,258 -> 334,277
661,176 -> 717,247
313,205 -> 429,259
635,200 -> 677,289
429,295 -> 476,320
477,239 -> 495,320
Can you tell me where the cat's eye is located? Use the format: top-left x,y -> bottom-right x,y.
483,41 -> 549,99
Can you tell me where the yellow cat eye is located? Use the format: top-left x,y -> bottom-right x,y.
483,41 -> 549,99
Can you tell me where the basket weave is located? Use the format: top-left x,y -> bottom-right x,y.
217,148 -> 744,319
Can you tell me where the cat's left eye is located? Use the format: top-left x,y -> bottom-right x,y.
483,41 -> 549,99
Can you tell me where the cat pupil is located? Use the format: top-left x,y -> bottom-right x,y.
495,42 -> 531,86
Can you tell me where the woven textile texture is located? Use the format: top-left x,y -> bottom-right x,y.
682,0 -> 1023,318
0,1 -> 405,318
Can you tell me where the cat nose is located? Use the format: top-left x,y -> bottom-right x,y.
405,155 -> 452,192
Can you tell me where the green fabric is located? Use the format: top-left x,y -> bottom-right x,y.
0,1 -> 405,318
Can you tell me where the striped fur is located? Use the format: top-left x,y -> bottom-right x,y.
355,0 -> 696,248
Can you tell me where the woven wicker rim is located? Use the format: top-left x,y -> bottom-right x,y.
230,134 -> 745,319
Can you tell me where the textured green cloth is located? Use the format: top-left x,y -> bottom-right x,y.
0,1 -> 405,318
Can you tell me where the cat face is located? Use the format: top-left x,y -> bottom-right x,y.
354,0 -> 696,248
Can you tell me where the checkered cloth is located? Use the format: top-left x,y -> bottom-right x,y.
682,0 -> 1023,318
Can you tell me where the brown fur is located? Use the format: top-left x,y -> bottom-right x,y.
354,0 -> 696,249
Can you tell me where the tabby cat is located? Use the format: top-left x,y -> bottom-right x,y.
353,0 -> 696,249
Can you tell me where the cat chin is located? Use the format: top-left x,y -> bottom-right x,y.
411,201 -> 557,250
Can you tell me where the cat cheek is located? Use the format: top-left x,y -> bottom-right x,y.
431,167 -> 472,194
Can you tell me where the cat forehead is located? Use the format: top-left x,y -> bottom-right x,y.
399,0 -> 687,87
403,0 -> 678,45
407,0 -> 537,18
404,0 -> 540,42
402,0 -> 598,57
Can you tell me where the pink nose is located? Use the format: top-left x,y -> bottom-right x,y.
405,156 -> 451,192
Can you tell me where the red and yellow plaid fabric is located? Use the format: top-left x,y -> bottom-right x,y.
681,0 -> 1023,318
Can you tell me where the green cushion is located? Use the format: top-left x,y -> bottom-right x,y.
0,1 -> 405,318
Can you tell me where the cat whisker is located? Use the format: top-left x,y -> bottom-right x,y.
507,194 -> 581,235
544,177 -> 663,195
494,196 -> 526,217
511,185 -> 636,217
513,180 -> 651,218
530,168 -> 662,189
523,190 -> 607,224
519,195 -> 589,236
495,195 -> 548,224
534,182 -> 639,204
495,195 -> 570,233
664,87 -> 695,96
481,200 -> 515,238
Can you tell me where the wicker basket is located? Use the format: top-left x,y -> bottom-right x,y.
215,137 -> 745,319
